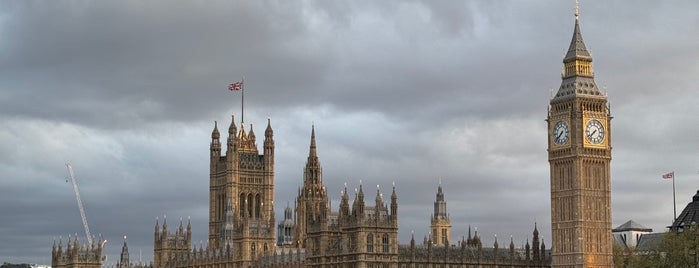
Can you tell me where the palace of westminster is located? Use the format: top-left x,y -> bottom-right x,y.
50,7 -> 614,268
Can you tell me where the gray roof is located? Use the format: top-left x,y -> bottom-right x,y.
553,76 -> 603,101
613,220 -> 652,233
635,233 -> 664,252
670,190 -> 699,231
564,17 -> 591,62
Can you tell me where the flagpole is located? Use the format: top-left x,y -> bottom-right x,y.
672,172 -> 676,221
241,76 -> 245,125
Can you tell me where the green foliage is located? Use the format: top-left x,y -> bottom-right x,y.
615,224 -> 699,268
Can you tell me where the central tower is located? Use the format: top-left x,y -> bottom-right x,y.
430,184 -> 451,246
548,7 -> 613,268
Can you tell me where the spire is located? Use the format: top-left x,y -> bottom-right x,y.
228,114 -> 237,135
375,184 -> 382,205
248,123 -> 256,141
155,217 -> 159,233
309,125 -> 317,158
120,235 -> 130,266
211,121 -> 220,139
433,183 -> 447,220
564,0 -> 591,62
265,117 -> 273,138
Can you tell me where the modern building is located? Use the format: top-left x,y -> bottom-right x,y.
547,6 -> 614,268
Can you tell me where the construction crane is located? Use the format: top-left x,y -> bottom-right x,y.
65,163 -> 93,245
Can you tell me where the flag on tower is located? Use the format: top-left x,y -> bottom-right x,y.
228,82 -> 243,91
662,172 -> 674,179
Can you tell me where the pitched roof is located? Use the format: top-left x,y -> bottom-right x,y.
564,17 -> 592,62
670,190 -> 699,231
635,233 -> 664,252
613,220 -> 652,232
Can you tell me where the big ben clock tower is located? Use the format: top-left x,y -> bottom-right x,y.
548,6 -> 613,268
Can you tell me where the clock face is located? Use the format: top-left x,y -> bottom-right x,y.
585,119 -> 605,144
552,121 -> 569,145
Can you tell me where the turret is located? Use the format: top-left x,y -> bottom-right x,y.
357,184 -> 365,218
210,121 -> 221,157
493,235 -> 499,258
186,217 -> 192,247
263,118 -> 274,165
533,223 -> 540,261
541,237 -> 546,261
525,239 -> 531,261
339,185 -> 350,221
118,236 -> 130,268
227,114 -> 237,153
390,183 -> 398,222
248,123 -> 256,147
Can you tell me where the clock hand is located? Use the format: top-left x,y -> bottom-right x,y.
592,129 -> 597,137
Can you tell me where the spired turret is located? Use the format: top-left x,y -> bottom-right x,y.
294,125 -> 329,248
430,182 -> 451,246
210,121 -> 221,158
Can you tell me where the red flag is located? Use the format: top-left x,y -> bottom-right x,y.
228,82 -> 243,91
662,172 -> 674,179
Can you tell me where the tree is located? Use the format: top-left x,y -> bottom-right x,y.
618,223 -> 699,267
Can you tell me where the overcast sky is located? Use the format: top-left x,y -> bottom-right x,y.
1,0 -> 698,265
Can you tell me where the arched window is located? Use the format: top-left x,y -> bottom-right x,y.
239,193 -> 246,218
382,234 -> 389,253
367,234 -> 374,252
251,242 -> 256,259
247,193 -> 254,218
255,194 -> 261,218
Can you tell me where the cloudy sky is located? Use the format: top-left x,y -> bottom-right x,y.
1,0 -> 698,265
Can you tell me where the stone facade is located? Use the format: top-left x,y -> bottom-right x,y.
51,237 -> 103,268
547,11 -> 613,268
153,218 -> 192,268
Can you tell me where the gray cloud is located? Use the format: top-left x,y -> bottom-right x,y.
1,0 -> 698,264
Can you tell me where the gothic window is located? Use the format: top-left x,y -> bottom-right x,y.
349,234 -> 357,252
382,234 -> 389,253
251,242 -> 256,259
255,194 -> 261,218
264,243 -> 268,254
247,193 -> 254,218
442,229 -> 447,245
367,234 -> 374,253
239,194 -> 246,218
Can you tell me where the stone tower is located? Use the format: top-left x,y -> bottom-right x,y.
294,125 -> 329,248
430,183 -> 451,246
208,115 -> 276,265
277,203 -> 296,246
117,236 -> 130,268
548,6 -> 613,268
